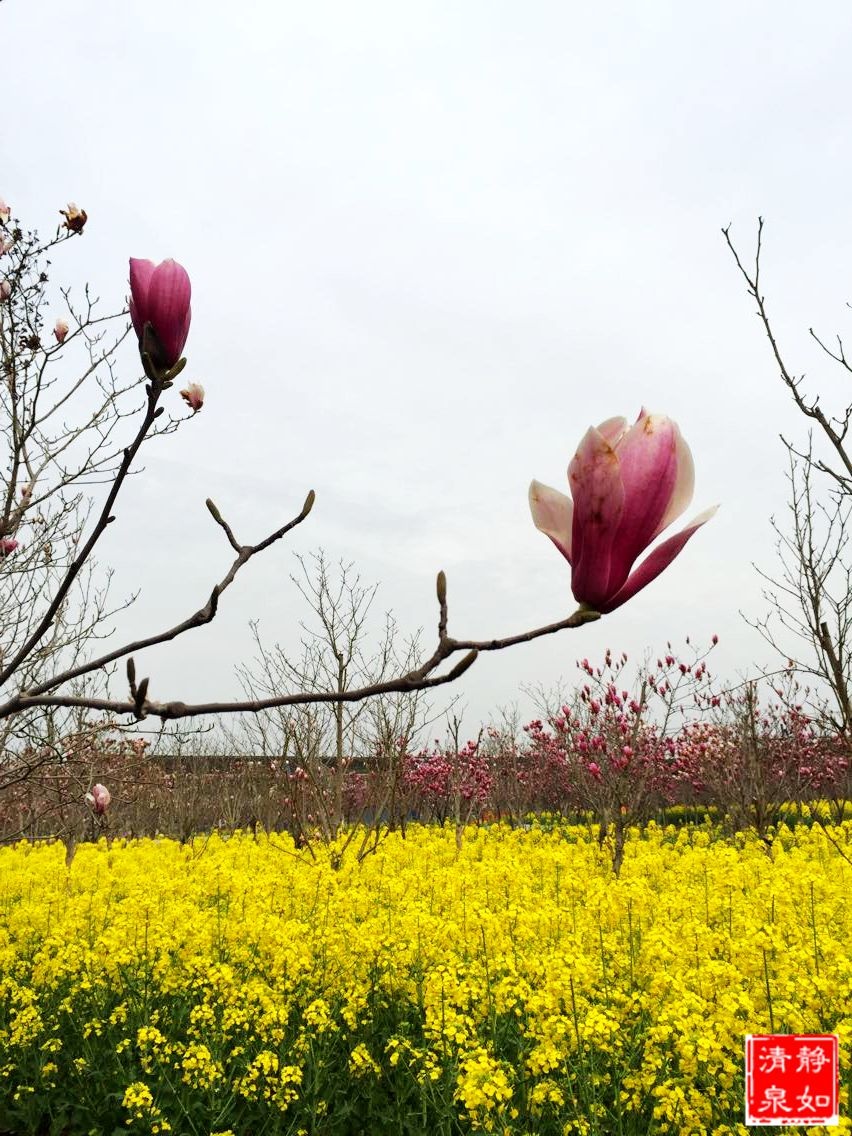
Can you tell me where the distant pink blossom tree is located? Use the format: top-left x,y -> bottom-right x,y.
522,639 -> 718,872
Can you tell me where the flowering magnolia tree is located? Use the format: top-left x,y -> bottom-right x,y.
404,737 -> 492,826
0,196 -> 717,829
0,200 -> 191,806
402,714 -> 493,847
673,672 -> 851,834
520,640 -> 718,872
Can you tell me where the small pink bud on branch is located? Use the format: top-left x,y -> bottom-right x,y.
179,382 -> 204,412
53,319 -> 69,344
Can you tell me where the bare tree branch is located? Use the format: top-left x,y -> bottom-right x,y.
3,595 -> 599,722
24,491 -> 316,698
723,218 -> 852,492
726,220 -> 852,742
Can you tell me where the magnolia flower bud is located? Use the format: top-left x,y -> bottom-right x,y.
85,783 -> 111,815
0,200 -> 10,224
0,538 -> 18,556
129,258 -> 192,371
0,279 -> 10,302
179,382 -> 204,412
54,319 -> 69,344
60,203 -> 88,233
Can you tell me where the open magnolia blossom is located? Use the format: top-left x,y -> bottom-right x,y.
0,200 -> 10,224
530,409 -> 717,614
85,783 -> 111,815
129,257 -> 192,371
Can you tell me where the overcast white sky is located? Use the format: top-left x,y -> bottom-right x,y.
4,0 -> 852,738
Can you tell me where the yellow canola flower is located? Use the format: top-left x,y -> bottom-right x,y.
0,821 -> 849,1133
349,1041 -> 382,1077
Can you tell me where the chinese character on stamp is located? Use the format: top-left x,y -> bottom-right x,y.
745,1034 -> 838,1126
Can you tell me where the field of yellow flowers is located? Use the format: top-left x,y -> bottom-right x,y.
1,821 -> 851,1136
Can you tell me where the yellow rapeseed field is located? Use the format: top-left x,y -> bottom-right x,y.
0,820 -> 851,1135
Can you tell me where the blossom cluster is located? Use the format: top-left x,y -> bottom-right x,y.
403,739 -> 494,820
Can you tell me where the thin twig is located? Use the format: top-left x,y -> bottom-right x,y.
24,490 -> 316,698
723,219 -> 852,492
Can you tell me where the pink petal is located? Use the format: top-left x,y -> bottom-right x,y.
603,413 -> 679,589
148,260 -> 191,365
180,305 -> 192,351
600,504 -> 718,612
129,259 -> 155,300
595,415 -> 630,447
651,419 -> 695,539
128,258 -> 155,338
529,479 -> 573,563
568,425 -> 625,607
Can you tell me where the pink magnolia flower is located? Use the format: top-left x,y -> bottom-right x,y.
530,409 -> 716,613
54,319 -> 69,344
129,258 -> 191,370
0,200 -> 10,223
0,538 -> 18,556
0,279 -> 10,302
0,236 -> 12,255
60,202 -> 87,233
85,783 -> 111,815
179,382 -> 204,411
